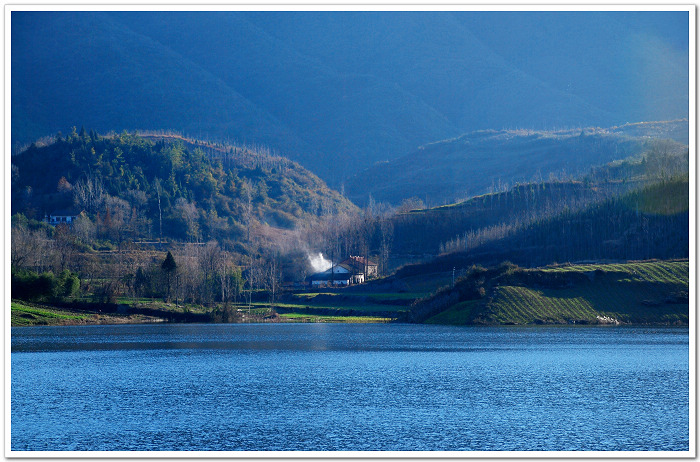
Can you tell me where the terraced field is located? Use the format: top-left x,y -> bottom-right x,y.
423,260 -> 689,325
486,260 -> 688,325
542,260 -> 688,284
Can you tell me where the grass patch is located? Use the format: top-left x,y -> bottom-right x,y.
278,313 -> 392,323
399,272 -> 452,295
11,301 -> 94,326
279,297 -> 404,314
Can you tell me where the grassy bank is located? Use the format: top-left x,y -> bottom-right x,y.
11,296 -> 400,327
11,300 -> 163,326
414,259 -> 688,326
278,313 -> 392,323
273,290 -> 415,321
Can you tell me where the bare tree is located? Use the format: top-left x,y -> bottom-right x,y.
264,254 -> 282,306
154,178 -> 164,246
73,175 -> 105,214
241,179 -> 254,243
174,198 -> 201,243
378,214 -> 394,276
11,223 -> 50,270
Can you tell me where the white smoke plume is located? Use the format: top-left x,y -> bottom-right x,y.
308,252 -> 332,273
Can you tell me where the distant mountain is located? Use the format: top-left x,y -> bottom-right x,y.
11,12 -> 310,159
12,11 -> 689,186
345,120 -> 689,206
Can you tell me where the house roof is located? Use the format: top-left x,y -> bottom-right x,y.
308,263 -> 361,281
50,209 -> 82,217
341,256 -> 378,268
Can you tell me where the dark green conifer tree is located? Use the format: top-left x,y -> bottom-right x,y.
161,251 -> 177,302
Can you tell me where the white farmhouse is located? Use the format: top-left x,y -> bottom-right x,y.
44,209 -> 82,227
308,263 -> 365,287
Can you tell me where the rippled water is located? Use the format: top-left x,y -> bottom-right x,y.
11,323 -> 689,452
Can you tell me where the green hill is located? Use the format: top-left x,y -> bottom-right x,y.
378,140 -> 688,270
389,176 -> 688,280
409,260 -> 688,325
11,129 -> 356,244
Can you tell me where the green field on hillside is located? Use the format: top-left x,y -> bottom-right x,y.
423,260 -> 688,325
11,301 -> 94,326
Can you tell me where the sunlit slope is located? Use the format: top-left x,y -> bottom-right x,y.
417,260 -> 689,325
346,121 -> 688,206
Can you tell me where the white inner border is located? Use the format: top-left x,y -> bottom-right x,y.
3,4 -> 696,459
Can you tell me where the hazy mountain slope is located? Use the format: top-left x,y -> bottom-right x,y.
11,12 -> 309,156
244,11 -> 617,130
105,12 -> 459,183
12,11 -> 688,186
454,12 -> 690,124
345,120 -> 688,206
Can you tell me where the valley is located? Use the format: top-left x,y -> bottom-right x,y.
10,121 -> 690,327
9,10 -> 692,455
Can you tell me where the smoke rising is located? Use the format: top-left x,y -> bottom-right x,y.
308,252 -> 332,273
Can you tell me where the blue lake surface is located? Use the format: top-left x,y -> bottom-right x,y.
11,323 -> 689,452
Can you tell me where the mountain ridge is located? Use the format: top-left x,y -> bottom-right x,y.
345,119 -> 689,206
12,11 -> 689,186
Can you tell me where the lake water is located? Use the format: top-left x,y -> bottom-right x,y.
11,323 -> 689,452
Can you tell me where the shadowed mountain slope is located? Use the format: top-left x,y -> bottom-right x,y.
11,12 -> 311,157
12,11 -> 689,186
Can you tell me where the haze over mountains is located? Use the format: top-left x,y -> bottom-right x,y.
12,11 -> 689,189
346,120 -> 689,205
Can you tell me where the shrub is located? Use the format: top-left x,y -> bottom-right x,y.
56,270 -> 80,298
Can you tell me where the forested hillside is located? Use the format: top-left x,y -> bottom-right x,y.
11,128 -> 355,244
10,130 -> 363,313
386,137 -> 688,261
389,175 -> 688,288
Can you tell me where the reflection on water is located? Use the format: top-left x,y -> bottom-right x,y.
11,324 -> 689,452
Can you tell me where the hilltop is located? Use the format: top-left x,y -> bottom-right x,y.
11,129 -> 356,245
345,120 -> 688,206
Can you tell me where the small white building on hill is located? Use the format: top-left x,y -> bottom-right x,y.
308,263 -> 365,286
44,209 -> 83,227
